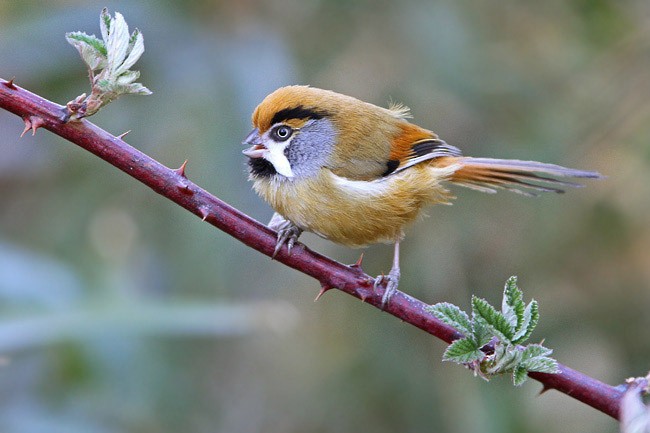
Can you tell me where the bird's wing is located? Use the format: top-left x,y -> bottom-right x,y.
327,121 -> 463,181
385,138 -> 463,176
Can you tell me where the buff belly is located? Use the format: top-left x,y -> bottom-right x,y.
253,165 -> 456,247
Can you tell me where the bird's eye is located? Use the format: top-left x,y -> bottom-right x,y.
271,125 -> 293,142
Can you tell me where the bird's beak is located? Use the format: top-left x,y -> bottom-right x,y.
242,128 -> 266,158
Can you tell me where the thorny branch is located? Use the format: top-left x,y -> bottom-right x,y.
0,77 -> 629,420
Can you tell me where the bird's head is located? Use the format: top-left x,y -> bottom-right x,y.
243,85 -> 346,180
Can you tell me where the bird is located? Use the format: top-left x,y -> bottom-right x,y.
242,85 -> 602,307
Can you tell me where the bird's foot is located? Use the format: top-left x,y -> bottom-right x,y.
373,267 -> 400,309
273,225 -> 302,258
268,213 -> 302,258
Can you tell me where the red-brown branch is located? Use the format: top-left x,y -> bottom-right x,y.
0,78 -> 625,420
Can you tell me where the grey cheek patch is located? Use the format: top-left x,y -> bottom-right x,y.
284,119 -> 337,179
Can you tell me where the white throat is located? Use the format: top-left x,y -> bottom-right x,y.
264,142 -> 295,178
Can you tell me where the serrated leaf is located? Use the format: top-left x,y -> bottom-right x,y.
428,302 -> 473,336
116,70 -> 140,85
512,366 -> 529,386
100,7 -> 111,42
520,343 -> 552,360
519,344 -> 559,373
106,12 -> 130,75
512,300 -> 539,344
66,32 -> 107,70
125,82 -> 152,95
472,318 -> 493,348
442,338 -> 484,364
522,356 -> 559,374
66,31 -> 107,56
472,296 -> 513,343
502,276 -> 525,331
116,29 -> 145,75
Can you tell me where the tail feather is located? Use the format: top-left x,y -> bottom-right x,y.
447,157 -> 602,196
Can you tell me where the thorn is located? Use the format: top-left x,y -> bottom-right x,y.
174,160 -> 188,178
356,281 -> 374,301
31,117 -> 45,134
351,252 -> 365,268
117,130 -> 131,140
314,284 -> 332,302
24,116 -> 44,137
20,117 -> 32,137
358,285 -> 377,302
3,77 -> 16,89
198,206 -> 209,222
20,116 -> 44,137
538,385 -> 551,396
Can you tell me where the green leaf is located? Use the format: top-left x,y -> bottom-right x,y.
105,11 -> 130,75
522,356 -> 559,374
512,366 -> 529,386
66,31 -> 107,56
66,31 -> 108,71
520,344 -> 559,373
485,345 -> 522,374
472,296 -> 513,343
430,277 -> 560,387
502,276 -> 525,331
116,70 -> 140,85
428,302 -> 473,336
125,82 -> 152,95
521,343 -> 552,359
117,28 -> 145,74
65,9 -> 151,120
442,338 -> 484,364
512,300 -> 539,344
100,7 -> 111,42
472,318 -> 493,348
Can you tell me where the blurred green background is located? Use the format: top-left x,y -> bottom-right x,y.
1,1 -> 649,432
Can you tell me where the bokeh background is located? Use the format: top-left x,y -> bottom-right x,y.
1,1 -> 649,432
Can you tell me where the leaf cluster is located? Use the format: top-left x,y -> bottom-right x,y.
428,276 -> 559,386
65,8 -> 151,120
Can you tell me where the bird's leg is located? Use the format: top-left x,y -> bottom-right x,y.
268,212 -> 303,258
374,240 -> 401,308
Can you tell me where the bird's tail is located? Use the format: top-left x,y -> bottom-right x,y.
442,157 -> 603,196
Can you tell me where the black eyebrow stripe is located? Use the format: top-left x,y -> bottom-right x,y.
270,105 -> 329,125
